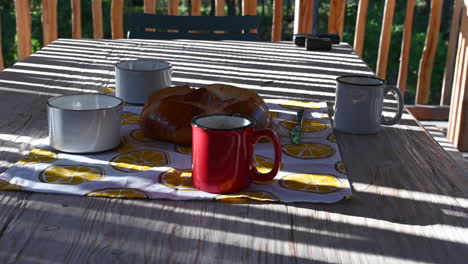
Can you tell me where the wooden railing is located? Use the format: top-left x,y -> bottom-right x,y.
1,0 -> 467,150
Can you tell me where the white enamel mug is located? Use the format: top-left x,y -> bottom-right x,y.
48,94 -> 123,153
115,59 -> 172,104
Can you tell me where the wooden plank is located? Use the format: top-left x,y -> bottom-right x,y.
111,0 -> 124,39
376,0 -> 395,79
415,0 -> 443,104
0,39 -> 466,263
353,0 -> 369,57
441,0 -> 463,105
271,0 -> 283,41
448,6 -> 468,151
42,0 -> 58,46
71,0 -> 82,39
396,0 -> 415,95
293,0 -> 314,34
15,0 -> 32,60
192,0 -> 201,16
92,0 -> 103,39
144,0 -> 156,14
328,0 -> 346,38
168,0 -> 179,15
406,105 -> 449,120
216,0 -> 226,16
0,13 -> 3,71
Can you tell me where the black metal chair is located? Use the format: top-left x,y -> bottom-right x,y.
127,13 -> 260,41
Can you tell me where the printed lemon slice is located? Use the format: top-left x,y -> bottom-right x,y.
0,180 -> 23,191
282,143 -> 336,159
279,173 -> 345,194
175,145 -> 192,155
103,87 -> 116,94
85,188 -> 150,199
335,161 -> 347,175
280,100 -> 323,110
122,112 -> 141,125
216,191 -> 279,203
280,120 -> 328,133
18,148 -> 57,164
269,111 -> 280,119
159,168 -> 196,191
109,150 -> 170,172
327,133 -> 337,143
115,144 -> 137,154
130,129 -> 154,142
39,165 -> 104,185
321,113 -> 330,119
253,155 -> 284,185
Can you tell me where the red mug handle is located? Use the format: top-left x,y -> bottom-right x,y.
251,129 -> 282,181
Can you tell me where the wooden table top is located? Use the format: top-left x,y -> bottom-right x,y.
0,39 -> 466,263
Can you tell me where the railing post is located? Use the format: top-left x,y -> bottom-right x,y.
42,0 -> 58,46
448,4 -> 468,151
111,0 -> 124,39
144,0 -> 156,14
441,0 -> 464,105
92,0 -> 103,39
71,0 -> 82,39
328,0 -> 346,38
396,0 -> 415,94
242,0 -> 257,15
169,0 -> 179,15
192,0 -> 201,16
216,0 -> 226,16
415,0 -> 443,104
0,12 -> 3,71
354,0 -> 369,57
15,0 -> 32,60
272,0 -> 283,41
376,0 -> 395,79
293,0 -> 314,34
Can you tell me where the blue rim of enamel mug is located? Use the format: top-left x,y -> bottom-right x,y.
191,114 -> 256,131
336,75 -> 385,86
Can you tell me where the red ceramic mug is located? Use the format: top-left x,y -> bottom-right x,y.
191,114 -> 282,194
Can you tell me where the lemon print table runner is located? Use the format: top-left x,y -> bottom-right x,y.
0,99 -> 352,203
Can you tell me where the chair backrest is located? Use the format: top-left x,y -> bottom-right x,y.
127,13 -> 260,41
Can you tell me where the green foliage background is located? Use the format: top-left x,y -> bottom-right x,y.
0,0 -> 455,104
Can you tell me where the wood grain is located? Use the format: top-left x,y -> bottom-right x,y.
168,0 -> 179,15
71,0 -> 82,39
92,0 -> 103,39
216,0 -> 226,16
0,13 -> 3,71
271,0 -> 283,41
111,0 -> 124,39
15,0 -> 32,60
415,0 -> 443,104
376,0 -> 395,79
293,0 -> 314,34
0,39 -> 466,263
42,0 -> 58,46
144,0 -> 156,14
441,0 -> 463,105
353,0 -> 369,57
328,0 -> 346,38
448,6 -> 468,151
406,105 -> 449,120
396,0 -> 415,95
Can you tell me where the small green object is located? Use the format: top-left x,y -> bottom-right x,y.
290,109 -> 305,144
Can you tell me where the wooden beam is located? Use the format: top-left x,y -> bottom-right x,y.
169,0 -> 179,15
448,6 -> 468,151
415,0 -> 443,104
42,0 -> 58,46
0,12 -> 3,71
216,0 -> 225,16
406,105 -> 450,120
272,0 -> 283,41
441,0 -> 463,105
192,0 -> 201,16
328,0 -> 346,38
396,0 -> 415,95
376,0 -> 395,79
293,0 -> 314,34
71,0 -> 82,39
15,0 -> 32,60
354,0 -> 369,57
144,0 -> 156,14
92,0 -> 103,39
111,0 -> 124,39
